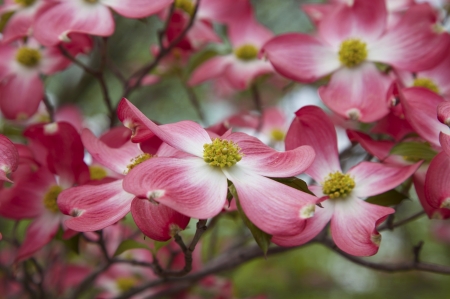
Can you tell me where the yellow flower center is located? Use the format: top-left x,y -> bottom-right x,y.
338,39 -> 368,68
16,47 -> 41,67
413,78 -> 440,94
14,0 -> 35,6
322,172 -> 355,199
402,156 -> 422,163
89,165 -> 108,180
271,129 -> 285,142
203,138 -> 242,168
234,44 -> 259,61
116,277 -> 136,293
43,185 -> 63,213
174,0 -> 195,16
125,153 -> 152,174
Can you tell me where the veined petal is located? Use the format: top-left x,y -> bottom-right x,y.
228,10 -> 273,48
331,196 -> 394,256
224,166 -> 318,236
349,161 -> 421,198
227,132 -> 315,177
272,200 -> 334,246
368,3 -> 449,71
319,63 -> 392,123
0,134 -> 19,182
117,98 -> 210,157
16,213 -> 61,262
440,132 -> 450,157
188,56 -> 231,86
400,87 -> 449,147
224,59 -> 273,90
58,179 -> 134,231
101,0 -> 172,18
262,33 -> 340,83
81,128 -> 142,175
319,0 -> 387,47
425,152 -> 450,210
123,157 -> 228,219
131,198 -> 190,242
33,2 -> 114,46
0,74 -> 43,120
438,101 -> 450,126
286,106 -> 341,182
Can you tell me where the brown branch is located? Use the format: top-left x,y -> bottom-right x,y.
378,210 -> 426,232
180,78 -> 206,124
42,94 -> 54,122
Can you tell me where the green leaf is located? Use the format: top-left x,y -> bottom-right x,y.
113,240 -> 149,257
270,177 -> 315,196
229,185 -> 272,256
366,189 -> 408,207
390,142 -> 437,162
0,11 -> 14,33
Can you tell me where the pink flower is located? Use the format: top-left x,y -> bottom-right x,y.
0,37 -> 91,120
262,0 -> 449,122
272,106 -> 420,256
0,134 -> 19,182
58,127 -> 190,241
119,98 -> 318,236
188,9 -> 274,90
33,0 -> 173,46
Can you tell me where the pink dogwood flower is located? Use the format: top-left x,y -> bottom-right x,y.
33,0 -> 173,46
188,9 -> 274,90
118,98 -> 318,236
58,127 -> 190,242
272,106 -> 421,256
0,134 -> 19,182
262,0 -> 449,122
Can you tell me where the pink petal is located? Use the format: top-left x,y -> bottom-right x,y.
223,166 -> 318,236
319,63 -> 392,122
440,132 -> 450,157
99,126 -> 132,148
438,101 -> 450,126
198,0 -> 251,24
368,3 -> 449,71
0,134 -> 19,182
187,20 -> 222,47
102,0 -> 172,18
302,3 -> 335,27
272,200 -> 334,246
1,8 -> 33,44
224,59 -> 273,90
228,11 -> 273,48
286,106 -> 341,182
262,33 -> 340,83
122,157 -> 228,219
331,196 -> 394,256
347,130 -> 394,161
58,179 -> 134,231
226,132 -> 315,178
349,161 -> 421,198
0,74 -> 43,120
24,122 -> 90,188
319,0 -> 387,47
131,198 -> 190,241
371,112 -> 414,141
425,152 -> 450,209
418,52 -> 450,98
117,98 -> 210,157
54,105 -> 85,133
188,56 -> 231,86
81,128 -> 142,175
16,214 -> 61,262
400,87 -> 449,147
33,2 -> 114,46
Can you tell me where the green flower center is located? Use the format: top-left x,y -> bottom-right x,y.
234,44 -> 259,61
43,185 -> 63,213
116,277 -> 136,293
125,153 -> 152,174
14,0 -> 36,7
16,47 -> 41,67
322,172 -> 355,199
203,138 -> 242,168
175,0 -> 195,16
271,129 -> 285,141
413,77 -> 440,94
338,39 -> 368,68
84,0 -> 98,4
89,165 -> 108,180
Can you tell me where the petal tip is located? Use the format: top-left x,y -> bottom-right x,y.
299,204 -> 315,219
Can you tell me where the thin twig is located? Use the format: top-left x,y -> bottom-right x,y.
180,78 -> 206,124
378,210 -> 426,231
251,83 -> 263,132
42,94 -> 55,122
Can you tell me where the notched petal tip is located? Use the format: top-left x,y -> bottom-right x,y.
44,122 -> 59,135
70,208 -> 84,217
440,198 -> 450,209
370,233 -> 381,247
299,204 -> 315,219
147,190 -> 165,201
